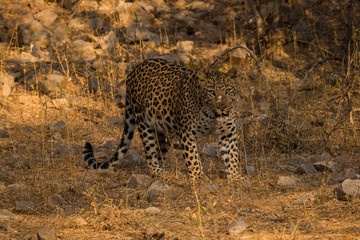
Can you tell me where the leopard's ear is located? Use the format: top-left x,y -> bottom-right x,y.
196,70 -> 208,83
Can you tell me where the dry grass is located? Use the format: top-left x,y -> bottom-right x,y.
1,1 -> 360,239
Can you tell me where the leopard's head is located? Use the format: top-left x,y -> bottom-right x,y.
198,69 -> 238,120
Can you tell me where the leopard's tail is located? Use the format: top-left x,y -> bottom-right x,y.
83,96 -> 136,169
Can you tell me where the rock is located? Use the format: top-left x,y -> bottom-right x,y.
34,9 -> 58,26
200,143 -> 218,157
341,179 -> 360,197
89,17 -> 110,35
69,17 -> 87,30
77,0 -> 99,11
126,24 -> 159,43
50,98 -> 69,109
48,120 -> 66,131
72,39 -> 96,62
295,196 -> 311,205
48,194 -> 65,208
102,140 -> 118,149
74,217 -> 88,226
58,145 -> 75,155
108,116 -> 125,126
0,210 -> 21,220
30,226 -> 56,240
17,20 -> 49,46
288,155 -> 308,166
94,151 -> 108,160
277,176 -> 301,187
123,151 -> 140,166
15,201 -> 34,212
146,181 -> 176,202
242,166 -> 256,175
99,31 -> 117,53
0,182 -> 6,191
343,168 -> 357,179
298,163 -> 318,174
227,217 -> 250,236
314,156 -> 344,173
144,206 -> 161,215
116,2 -> 155,27
176,40 -> 194,53
38,74 -> 68,96
0,73 -> 15,97
127,174 -> 152,189
60,0 -> 76,9
31,41 -> 48,59
12,95 -> 39,105
6,52 -> 40,63
6,155 -> 30,169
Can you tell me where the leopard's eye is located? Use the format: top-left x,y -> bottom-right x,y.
208,90 -> 216,96
225,88 -> 233,95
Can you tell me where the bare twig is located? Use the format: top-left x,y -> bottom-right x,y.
209,46 -> 278,111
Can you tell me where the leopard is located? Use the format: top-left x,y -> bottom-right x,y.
83,58 -> 241,180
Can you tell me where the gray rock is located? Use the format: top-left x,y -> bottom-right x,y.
123,151 -> 141,166
295,196 -> 311,205
34,9 -> 58,26
115,2 -> 154,27
48,194 -> 65,208
6,52 -> 40,63
58,145 -> 75,155
108,116 -> 125,126
126,24 -> 159,43
31,41 -> 48,59
103,140 -> 118,149
227,217 -> 250,236
299,163 -> 318,174
89,17 -> 110,35
146,181 -> 176,202
94,151 -> 108,160
176,40 -> 194,53
344,168 -> 357,179
48,120 -> 66,131
72,39 -> 96,62
17,12 -> 35,25
144,206 -> 161,215
0,210 -> 17,220
289,155 -> 308,166
277,176 -> 301,187
60,0 -> 76,9
32,226 -> 56,240
50,98 -> 69,109
99,31 -> 117,53
341,179 -> 360,197
38,74 -> 68,96
15,201 -> 34,212
242,166 -> 256,175
0,73 -> 15,97
314,156 -> 344,173
128,174 -> 152,189
201,143 -> 218,157
69,17 -> 87,30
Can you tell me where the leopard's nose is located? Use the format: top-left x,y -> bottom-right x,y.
218,105 -> 227,111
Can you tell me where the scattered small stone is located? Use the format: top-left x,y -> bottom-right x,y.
34,9 -> 58,26
277,176 -> 301,187
48,120 -> 66,131
30,226 -> 56,240
227,217 -> 250,236
144,206 -> 161,215
298,163 -> 318,175
344,168 -> 357,179
50,98 -> 69,109
295,196 -> 311,205
15,201 -> 34,212
48,194 -> 65,208
341,179 -> 360,197
94,151 -> 108,160
123,151 -> 141,166
0,210 -> 20,220
126,24 -> 159,42
102,140 -> 118,149
74,217 -> 88,226
88,17 -> 110,35
0,73 -> 15,97
176,40 -> 194,53
200,143 -> 218,157
108,116 -> 125,126
127,174 -> 152,189
288,155 -> 307,166
58,145 -> 75,155
146,181 -> 176,203
242,166 -> 256,175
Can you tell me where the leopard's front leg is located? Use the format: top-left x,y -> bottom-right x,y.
179,124 -> 203,179
218,115 -> 241,181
